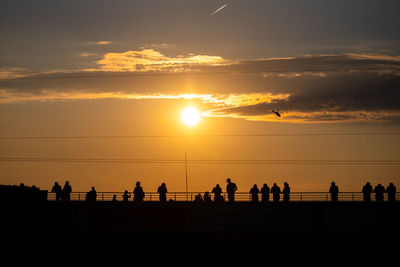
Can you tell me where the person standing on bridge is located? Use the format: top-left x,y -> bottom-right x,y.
282,182 -> 290,202
133,181 -> 145,203
51,182 -> 63,201
362,182 -> 373,202
373,183 -> 385,202
260,184 -> 270,203
385,183 -> 396,202
226,178 -> 237,203
271,183 -> 281,202
157,182 -> 168,203
249,184 -> 259,203
62,181 -> 72,201
86,186 -> 97,202
122,190 -> 131,202
329,182 -> 339,202
212,184 -> 223,203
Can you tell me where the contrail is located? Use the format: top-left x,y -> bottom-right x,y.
210,3 -> 228,16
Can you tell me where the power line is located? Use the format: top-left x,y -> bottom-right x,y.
0,132 -> 399,139
0,157 -> 399,165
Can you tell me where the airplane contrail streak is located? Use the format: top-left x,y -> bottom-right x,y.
210,3 -> 228,16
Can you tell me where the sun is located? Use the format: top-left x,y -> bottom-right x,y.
181,107 -> 201,126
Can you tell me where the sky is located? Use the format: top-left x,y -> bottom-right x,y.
0,0 -> 400,193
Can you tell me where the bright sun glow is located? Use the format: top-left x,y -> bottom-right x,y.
181,107 -> 201,126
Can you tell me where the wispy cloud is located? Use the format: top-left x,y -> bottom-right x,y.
95,41 -> 112,45
139,43 -> 175,50
79,52 -> 98,57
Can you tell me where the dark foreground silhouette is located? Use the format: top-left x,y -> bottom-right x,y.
1,179 -> 398,203
1,199 -> 399,265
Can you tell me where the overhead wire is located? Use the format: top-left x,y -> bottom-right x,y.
0,157 -> 398,165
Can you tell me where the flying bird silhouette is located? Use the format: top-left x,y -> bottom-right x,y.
210,4 -> 228,16
271,109 -> 281,117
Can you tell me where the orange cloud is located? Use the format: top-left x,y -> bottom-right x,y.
95,41 -> 112,45
96,49 -> 226,72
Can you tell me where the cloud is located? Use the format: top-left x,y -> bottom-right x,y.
0,67 -> 31,80
139,43 -> 175,50
95,49 -> 226,72
1,52 -> 400,123
95,41 -> 112,45
79,52 -> 98,57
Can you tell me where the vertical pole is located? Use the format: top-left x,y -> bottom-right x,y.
185,152 -> 188,201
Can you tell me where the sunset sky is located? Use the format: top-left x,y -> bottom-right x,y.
1,0 -> 399,193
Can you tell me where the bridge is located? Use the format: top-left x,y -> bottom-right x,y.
47,191 -> 400,202
2,193 -> 399,264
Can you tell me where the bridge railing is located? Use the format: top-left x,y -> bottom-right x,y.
47,191 -> 399,202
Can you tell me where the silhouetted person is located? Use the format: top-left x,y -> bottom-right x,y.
386,183 -> 396,202
203,192 -> 212,203
212,184 -> 223,203
157,183 -> 168,203
122,190 -> 131,202
249,184 -> 259,203
362,182 -> 373,202
260,184 -> 270,203
51,182 -> 63,201
282,182 -> 290,202
194,193 -> 203,203
86,187 -> 97,202
62,181 -> 72,201
271,183 -> 281,202
112,195 -> 117,203
329,182 -> 339,202
373,184 -> 385,202
133,181 -> 145,203
226,178 -> 237,203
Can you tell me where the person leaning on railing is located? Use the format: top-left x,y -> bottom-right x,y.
386,183 -> 396,202
362,182 -> 373,202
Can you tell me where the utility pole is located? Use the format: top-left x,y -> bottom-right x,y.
185,152 -> 188,201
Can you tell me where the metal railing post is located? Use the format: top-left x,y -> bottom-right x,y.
78,193 -> 80,201
300,193 -> 302,202
102,193 -> 104,201
175,194 -> 176,201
